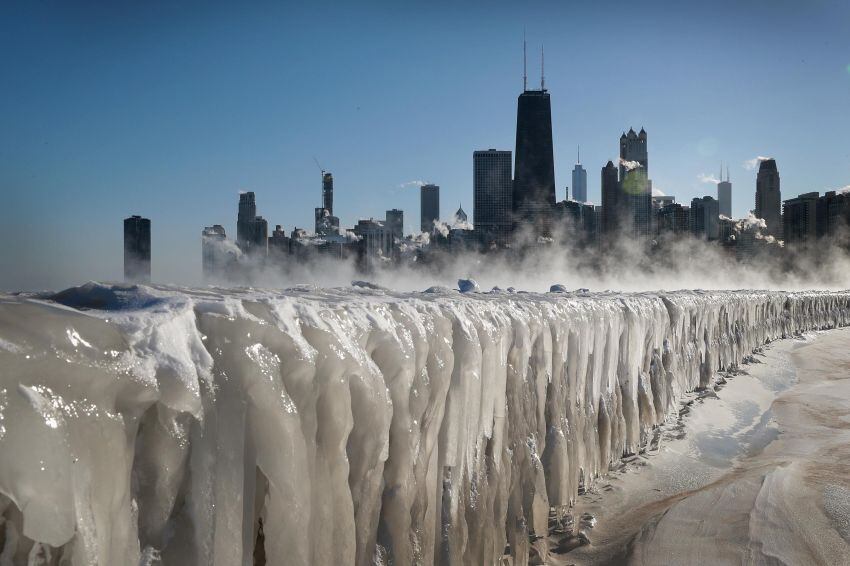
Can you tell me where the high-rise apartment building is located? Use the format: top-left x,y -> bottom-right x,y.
124,215 -> 151,282
473,149 -> 512,246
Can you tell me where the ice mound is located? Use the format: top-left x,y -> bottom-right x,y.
549,284 -> 568,293
50,281 -> 168,310
457,278 -> 479,293
0,284 -> 849,565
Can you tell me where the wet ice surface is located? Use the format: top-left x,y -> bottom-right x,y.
0,282 -> 849,565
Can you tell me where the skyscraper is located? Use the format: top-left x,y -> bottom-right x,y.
124,215 -> 151,282
571,147 -> 587,203
473,149 -> 512,246
385,209 -> 404,251
690,196 -> 720,240
717,165 -> 732,218
322,172 -> 334,215
600,160 -> 621,235
420,184 -> 440,233
783,192 -> 819,245
619,128 -> 652,237
201,224 -> 227,280
755,159 -> 782,237
513,71 -> 556,236
315,172 -> 339,236
237,191 -> 256,249
237,192 -> 268,255
454,205 -> 467,224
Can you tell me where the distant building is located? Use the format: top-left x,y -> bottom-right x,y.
269,224 -> 290,255
124,215 -> 151,282
717,166 -> 732,218
314,172 -> 339,236
322,172 -> 334,215
420,184 -> 440,233
600,160 -> 621,236
249,217 -> 268,255
236,192 -> 269,255
237,192 -> 256,248
454,205 -> 468,224
448,227 -> 477,252
816,190 -> 850,240
201,224 -> 227,279
513,88 -> 556,236
555,200 -> 596,245
656,202 -> 688,235
690,196 -> 720,240
755,159 -> 782,237
651,195 -> 675,210
619,128 -> 652,238
314,207 -> 339,236
353,219 -> 391,258
386,209 -> 403,241
783,192 -> 819,245
571,147 -> 587,202
473,149 -> 513,246
385,209 -> 404,259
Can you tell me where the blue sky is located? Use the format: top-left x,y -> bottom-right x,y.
2,0 -> 849,290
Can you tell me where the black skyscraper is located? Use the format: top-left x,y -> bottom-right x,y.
237,191 -> 256,248
124,215 -> 151,282
600,161 -> 621,236
420,184 -> 440,233
513,87 -> 556,236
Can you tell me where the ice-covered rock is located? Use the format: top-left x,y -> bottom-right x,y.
549,284 -> 568,293
457,278 -> 479,293
0,284 -> 848,565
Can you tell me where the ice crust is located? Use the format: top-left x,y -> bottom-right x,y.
1,283 -> 849,565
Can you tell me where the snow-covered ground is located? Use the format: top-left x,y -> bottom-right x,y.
0,283 -> 849,565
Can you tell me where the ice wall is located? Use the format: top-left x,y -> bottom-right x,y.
0,283 -> 848,565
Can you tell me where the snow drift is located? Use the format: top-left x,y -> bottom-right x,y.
0,283 -> 849,565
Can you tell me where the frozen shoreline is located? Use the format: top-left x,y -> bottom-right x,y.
1,284 -> 850,565
563,327 -> 850,565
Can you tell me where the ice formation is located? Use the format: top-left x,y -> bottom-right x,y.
0,283 -> 849,565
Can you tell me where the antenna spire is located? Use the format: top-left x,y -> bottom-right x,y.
541,43 -> 545,90
726,164 -> 730,182
523,31 -> 527,91
720,161 -> 723,182
577,145 -> 580,165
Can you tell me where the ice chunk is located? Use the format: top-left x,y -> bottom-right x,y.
457,278 -> 479,293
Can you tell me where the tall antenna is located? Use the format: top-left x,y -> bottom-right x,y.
719,161 -> 723,182
541,43 -> 545,90
577,145 -> 581,165
523,31 -> 527,91
726,164 -> 730,182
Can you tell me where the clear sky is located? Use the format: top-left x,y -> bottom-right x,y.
2,0 -> 849,290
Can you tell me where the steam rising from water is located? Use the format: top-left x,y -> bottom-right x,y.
205,224 -> 850,293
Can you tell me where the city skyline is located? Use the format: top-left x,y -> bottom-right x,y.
3,0 -> 850,290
